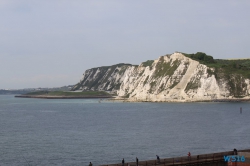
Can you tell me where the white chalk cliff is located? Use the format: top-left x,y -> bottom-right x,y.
72,53 -> 250,102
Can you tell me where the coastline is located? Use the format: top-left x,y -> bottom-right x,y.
15,95 -> 114,99
15,94 -> 250,102
109,98 -> 250,103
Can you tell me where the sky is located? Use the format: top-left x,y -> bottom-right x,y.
1,0 -> 250,89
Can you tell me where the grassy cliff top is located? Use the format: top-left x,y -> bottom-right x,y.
182,52 -> 250,68
90,63 -> 138,70
182,52 -> 250,79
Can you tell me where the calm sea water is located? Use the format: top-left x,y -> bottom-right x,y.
0,95 -> 250,166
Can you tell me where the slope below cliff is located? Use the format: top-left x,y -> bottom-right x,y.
72,52 -> 250,102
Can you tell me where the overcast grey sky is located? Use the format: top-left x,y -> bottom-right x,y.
1,0 -> 250,89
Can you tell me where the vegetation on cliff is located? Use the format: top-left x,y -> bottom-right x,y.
71,63 -> 134,91
183,52 -> 250,78
183,52 -> 215,64
183,52 -> 250,97
141,60 -> 154,67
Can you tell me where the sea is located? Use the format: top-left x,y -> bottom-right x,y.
0,95 -> 250,166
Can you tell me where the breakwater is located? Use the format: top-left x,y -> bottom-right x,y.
100,149 -> 250,166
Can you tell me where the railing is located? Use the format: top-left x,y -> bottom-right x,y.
100,149 -> 250,166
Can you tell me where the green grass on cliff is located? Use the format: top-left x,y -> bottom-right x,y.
141,60 -> 154,67
182,52 -> 250,79
24,91 -> 111,96
183,52 -> 250,97
182,52 -> 215,64
153,57 -> 181,78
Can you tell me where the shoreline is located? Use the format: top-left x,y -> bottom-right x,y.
15,95 -> 114,99
109,98 -> 250,103
15,95 -> 250,102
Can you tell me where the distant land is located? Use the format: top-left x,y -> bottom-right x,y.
0,85 -> 73,95
15,91 -> 112,99
71,52 -> 250,102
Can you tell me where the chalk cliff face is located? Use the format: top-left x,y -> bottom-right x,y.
72,53 -> 250,102
71,63 -> 134,93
